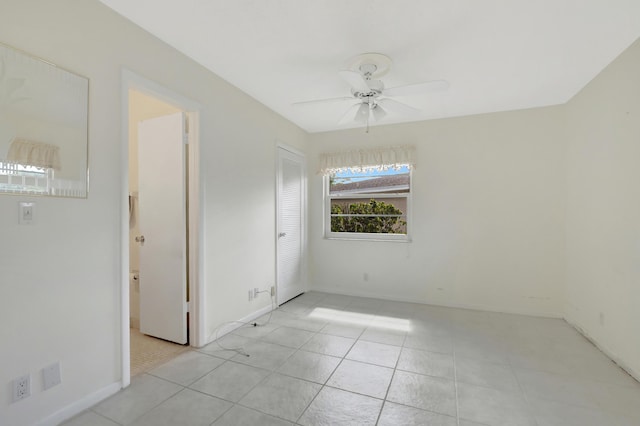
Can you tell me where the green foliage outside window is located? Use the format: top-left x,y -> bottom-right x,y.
331,199 -> 406,234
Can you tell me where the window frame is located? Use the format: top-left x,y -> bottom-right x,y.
323,168 -> 412,242
0,160 -> 53,194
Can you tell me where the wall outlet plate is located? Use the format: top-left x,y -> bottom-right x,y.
12,374 -> 31,402
43,362 -> 62,390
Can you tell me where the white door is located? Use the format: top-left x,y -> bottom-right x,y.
138,112 -> 188,344
276,147 -> 306,305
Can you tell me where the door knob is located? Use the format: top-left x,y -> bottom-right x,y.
135,235 -> 145,244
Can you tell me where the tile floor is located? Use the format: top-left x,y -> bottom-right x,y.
63,292 -> 640,425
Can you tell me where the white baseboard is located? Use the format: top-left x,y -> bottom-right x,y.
35,382 -> 121,426
199,302 -> 275,347
309,285 -> 562,319
564,317 -> 640,384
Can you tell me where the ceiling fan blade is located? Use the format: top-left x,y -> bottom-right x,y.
338,70 -> 370,93
338,103 -> 362,125
292,96 -> 353,107
382,79 -> 449,97
377,98 -> 421,115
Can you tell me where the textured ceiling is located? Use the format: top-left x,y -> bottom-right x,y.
100,0 -> 640,133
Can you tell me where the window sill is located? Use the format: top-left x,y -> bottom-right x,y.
324,234 -> 412,243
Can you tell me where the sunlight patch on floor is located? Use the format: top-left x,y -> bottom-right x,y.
308,307 -> 411,332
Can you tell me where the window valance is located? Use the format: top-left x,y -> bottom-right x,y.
7,138 -> 61,170
318,145 -> 416,175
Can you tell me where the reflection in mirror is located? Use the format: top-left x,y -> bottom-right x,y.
0,43 -> 88,198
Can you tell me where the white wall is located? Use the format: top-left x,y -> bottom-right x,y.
0,1 -> 306,425
308,107 -> 566,317
565,38 -> 640,378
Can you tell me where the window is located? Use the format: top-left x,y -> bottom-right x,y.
1,138 -> 62,194
0,159 -> 52,194
325,165 -> 411,241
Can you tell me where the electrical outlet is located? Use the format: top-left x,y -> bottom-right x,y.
270,286 -> 275,296
43,362 -> 62,390
248,290 -> 253,301
12,374 -> 31,402
254,287 -> 259,298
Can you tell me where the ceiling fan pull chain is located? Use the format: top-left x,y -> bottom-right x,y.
366,106 -> 370,133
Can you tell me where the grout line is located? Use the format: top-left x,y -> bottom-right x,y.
295,382 -> 324,423
509,356 -> 541,426
371,307 -> 417,425
235,397 -> 305,424
186,381 -> 240,405
118,374 -> 185,425
374,344 -> 401,425
294,308 -> 376,424
89,409 -> 126,426
293,330 -> 355,422
452,347 -> 461,426
209,400 -> 234,425
245,301 -> 333,424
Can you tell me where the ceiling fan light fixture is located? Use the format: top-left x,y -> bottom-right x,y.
371,103 -> 386,121
355,102 -> 370,123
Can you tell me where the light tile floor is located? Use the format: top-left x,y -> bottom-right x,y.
64,292 -> 640,425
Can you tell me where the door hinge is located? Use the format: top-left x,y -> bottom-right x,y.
184,301 -> 189,314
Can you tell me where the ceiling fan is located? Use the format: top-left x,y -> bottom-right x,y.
293,53 -> 449,130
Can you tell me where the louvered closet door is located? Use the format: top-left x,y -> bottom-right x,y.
277,147 -> 306,305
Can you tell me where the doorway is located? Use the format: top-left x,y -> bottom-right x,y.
129,94 -> 187,375
121,71 -> 202,387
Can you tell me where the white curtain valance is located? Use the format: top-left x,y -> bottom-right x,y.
7,138 -> 61,170
319,145 -> 416,175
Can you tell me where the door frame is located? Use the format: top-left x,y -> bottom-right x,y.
120,69 -> 204,388
275,142 -> 308,305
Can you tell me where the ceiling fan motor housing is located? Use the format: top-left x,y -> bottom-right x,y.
346,52 -> 393,78
359,63 -> 378,78
352,77 -> 384,99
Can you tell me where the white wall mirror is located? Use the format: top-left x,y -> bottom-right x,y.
0,42 -> 88,198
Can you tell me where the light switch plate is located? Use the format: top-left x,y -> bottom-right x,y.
43,362 -> 61,390
19,202 -> 35,225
